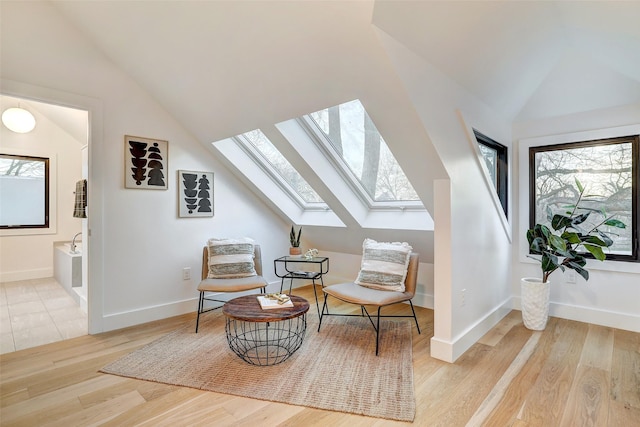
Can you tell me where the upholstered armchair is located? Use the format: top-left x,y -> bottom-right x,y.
195,241 -> 267,332
318,251 -> 420,355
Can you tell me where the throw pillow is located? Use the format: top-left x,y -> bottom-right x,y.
355,238 -> 412,292
207,237 -> 257,279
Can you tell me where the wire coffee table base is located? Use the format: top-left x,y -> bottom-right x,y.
222,295 -> 310,366
225,315 -> 306,366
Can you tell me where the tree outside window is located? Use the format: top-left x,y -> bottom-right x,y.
529,136 -> 638,261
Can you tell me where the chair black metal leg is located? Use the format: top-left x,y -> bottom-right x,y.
375,307 -> 381,356
311,279 -> 320,317
318,294 -> 329,332
409,300 -> 421,334
195,291 -> 204,333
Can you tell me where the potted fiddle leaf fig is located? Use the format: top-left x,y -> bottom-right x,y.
523,178 -> 625,330
289,225 -> 302,256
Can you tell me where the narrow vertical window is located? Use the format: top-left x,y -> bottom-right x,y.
474,130 -> 508,217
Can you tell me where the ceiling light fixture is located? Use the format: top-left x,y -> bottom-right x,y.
2,107 -> 36,133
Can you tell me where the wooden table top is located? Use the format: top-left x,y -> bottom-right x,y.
222,295 -> 309,322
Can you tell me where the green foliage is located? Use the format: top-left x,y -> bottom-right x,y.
527,178 -> 626,283
289,225 -> 302,247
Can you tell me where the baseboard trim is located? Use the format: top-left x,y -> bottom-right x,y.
103,298 -> 197,331
0,268 -> 53,283
101,280 -> 282,332
512,297 -> 640,333
431,298 -> 512,363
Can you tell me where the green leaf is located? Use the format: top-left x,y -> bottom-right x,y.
575,177 -> 584,193
597,231 -> 613,247
549,234 -> 566,252
538,224 -> 551,238
582,235 -> 607,247
571,212 -> 590,226
561,231 -> 581,244
583,244 -> 606,261
573,265 -> 589,281
541,252 -> 559,273
604,218 -> 626,229
551,214 -> 572,231
526,229 -> 535,246
529,237 -> 546,254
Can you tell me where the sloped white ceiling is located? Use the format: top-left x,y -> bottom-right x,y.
372,1 -> 640,122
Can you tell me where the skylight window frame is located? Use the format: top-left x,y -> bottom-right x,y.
233,134 -> 329,211
298,115 -> 425,212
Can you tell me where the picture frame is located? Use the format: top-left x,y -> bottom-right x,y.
124,135 -> 168,189
178,170 -> 214,217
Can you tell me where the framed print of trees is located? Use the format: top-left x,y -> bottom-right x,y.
178,170 -> 214,217
125,135 -> 168,189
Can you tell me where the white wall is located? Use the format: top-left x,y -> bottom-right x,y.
0,99 -> 83,282
513,104 -> 640,332
1,1 -> 289,332
376,29 -> 513,362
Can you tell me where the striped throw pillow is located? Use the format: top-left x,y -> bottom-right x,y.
207,237 -> 257,279
355,238 -> 412,292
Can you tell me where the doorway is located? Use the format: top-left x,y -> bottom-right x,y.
0,94 -> 89,353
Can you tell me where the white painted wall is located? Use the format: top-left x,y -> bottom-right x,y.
1,1 -> 289,332
376,30 -> 513,362
0,98 -> 83,282
513,104 -> 640,332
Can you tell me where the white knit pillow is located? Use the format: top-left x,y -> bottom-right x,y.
207,237 -> 256,279
355,238 -> 412,292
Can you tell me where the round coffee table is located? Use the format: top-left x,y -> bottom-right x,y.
222,295 -> 309,366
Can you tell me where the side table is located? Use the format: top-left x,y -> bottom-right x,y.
274,255 -> 329,317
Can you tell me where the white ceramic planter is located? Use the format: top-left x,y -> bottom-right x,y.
521,277 -> 551,330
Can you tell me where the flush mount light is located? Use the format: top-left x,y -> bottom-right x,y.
2,107 -> 36,133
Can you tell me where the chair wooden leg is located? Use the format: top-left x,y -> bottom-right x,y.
195,291 -> 204,333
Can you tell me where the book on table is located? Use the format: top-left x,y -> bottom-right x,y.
257,295 -> 293,309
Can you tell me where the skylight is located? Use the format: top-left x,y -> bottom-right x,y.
238,129 -> 325,205
307,100 -> 420,205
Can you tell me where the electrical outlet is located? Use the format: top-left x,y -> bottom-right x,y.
461,288 -> 466,307
182,267 -> 191,281
566,270 -> 576,284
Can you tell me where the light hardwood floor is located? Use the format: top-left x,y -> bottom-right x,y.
1,285 -> 638,426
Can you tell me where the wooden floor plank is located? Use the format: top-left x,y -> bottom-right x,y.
517,319 -> 589,425
0,285 -> 638,427
480,317 -> 561,426
559,365 -> 610,427
611,328 -> 640,411
47,389 -> 147,427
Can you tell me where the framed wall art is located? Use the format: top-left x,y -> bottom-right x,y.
124,135 -> 168,189
178,170 -> 214,217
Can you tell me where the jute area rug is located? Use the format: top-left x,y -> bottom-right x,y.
101,310 -> 415,422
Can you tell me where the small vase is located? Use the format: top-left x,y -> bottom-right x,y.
289,247 -> 302,256
521,277 -> 550,330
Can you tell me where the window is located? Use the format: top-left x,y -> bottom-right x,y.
529,135 -> 639,262
236,129 -> 326,207
306,100 -> 421,207
474,130 -> 508,217
0,154 -> 49,229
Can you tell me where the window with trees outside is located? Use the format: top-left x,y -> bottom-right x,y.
307,100 -> 421,207
0,154 -> 50,229
529,135 -> 639,262
474,130 -> 508,218
237,129 -> 326,208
